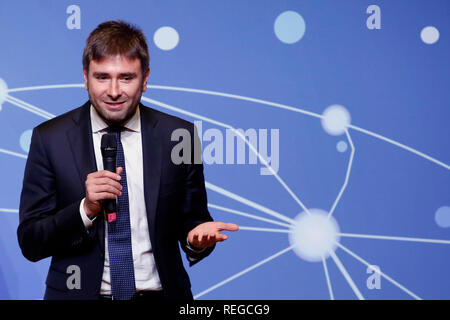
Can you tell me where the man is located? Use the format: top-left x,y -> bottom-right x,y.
17,20 -> 238,300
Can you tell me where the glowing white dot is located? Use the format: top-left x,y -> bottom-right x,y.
153,26 -> 179,51
289,209 -> 340,262
20,129 -> 32,153
274,11 -> 306,44
421,26 -> 439,45
321,104 -> 351,136
435,206 -> 450,228
337,140 -> 348,153
0,78 -> 8,110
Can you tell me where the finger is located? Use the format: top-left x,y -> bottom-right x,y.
116,167 -> 123,175
89,192 -> 118,201
88,170 -> 118,180
216,222 -> 239,231
216,234 -> 228,242
210,234 -> 226,244
210,234 -> 222,246
91,183 -> 122,194
89,184 -> 122,196
204,233 -> 216,247
90,177 -> 123,190
96,170 -> 122,181
191,233 -> 198,245
192,233 -> 202,247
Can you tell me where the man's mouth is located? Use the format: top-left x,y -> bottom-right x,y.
104,101 -> 126,107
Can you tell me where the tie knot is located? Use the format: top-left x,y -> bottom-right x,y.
106,125 -> 124,134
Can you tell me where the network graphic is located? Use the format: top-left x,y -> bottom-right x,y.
0,2 -> 449,300
0,79 -> 449,299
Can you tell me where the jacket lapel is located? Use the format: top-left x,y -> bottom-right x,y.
140,105 -> 161,246
66,101 -> 98,190
66,101 -> 104,248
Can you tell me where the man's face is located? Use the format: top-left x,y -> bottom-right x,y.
83,55 -> 149,126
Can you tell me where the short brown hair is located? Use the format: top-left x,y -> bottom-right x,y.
82,20 -> 149,76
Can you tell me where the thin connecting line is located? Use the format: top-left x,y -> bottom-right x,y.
194,245 -> 295,299
238,226 -> 291,233
322,256 -> 334,300
329,250 -> 364,300
336,242 -> 422,300
349,124 -> 449,171
205,181 -> 295,225
0,208 -> 19,213
5,96 -> 52,119
328,129 -> 355,219
339,232 -> 450,245
147,85 -> 324,120
6,95 -> 55,119
7,95 -> 55,118
6,83 -> 449,170
208,203 -> 292,228
141,96 -> 312,215
0,148 -> 27,159
7,84 -> 84,92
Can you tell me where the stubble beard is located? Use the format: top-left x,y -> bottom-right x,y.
88,92 -> 141,127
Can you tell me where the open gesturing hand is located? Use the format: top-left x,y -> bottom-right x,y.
187,222 -> 239,249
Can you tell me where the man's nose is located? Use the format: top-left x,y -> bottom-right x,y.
107,79 -> 121,99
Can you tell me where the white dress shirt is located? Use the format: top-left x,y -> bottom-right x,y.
80,105 -> 162,294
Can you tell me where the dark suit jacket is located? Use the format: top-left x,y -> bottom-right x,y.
17,101 -> 214,300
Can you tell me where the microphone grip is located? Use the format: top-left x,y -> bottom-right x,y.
103,156 -> 116,173
102,156 -> 117,214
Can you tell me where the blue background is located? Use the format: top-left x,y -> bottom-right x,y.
0,0 -> 449,300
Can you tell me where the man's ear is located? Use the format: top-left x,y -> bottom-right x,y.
142,67 -> 150,92
83,68 -> 88,90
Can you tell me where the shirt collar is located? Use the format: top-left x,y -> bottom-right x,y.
90,104 -> 141,133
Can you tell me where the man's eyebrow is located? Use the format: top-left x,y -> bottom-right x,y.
119,72 -> 137,77
92,72 -> 137,77
93,72 -> 109,77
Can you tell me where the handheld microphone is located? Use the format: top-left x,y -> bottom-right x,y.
101,133 -> 117,223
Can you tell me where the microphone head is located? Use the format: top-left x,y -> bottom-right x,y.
101,133 -> 117,158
